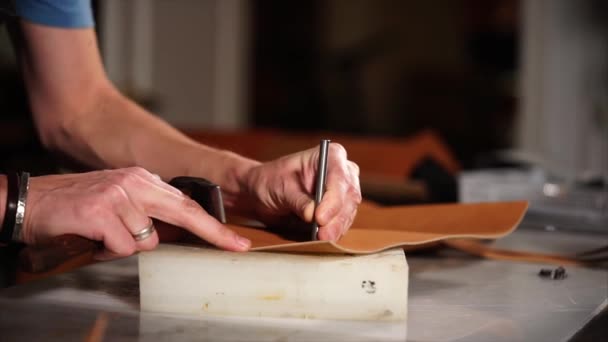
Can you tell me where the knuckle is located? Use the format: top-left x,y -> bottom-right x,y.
349,161 -> 360,176
218,226 -> 236,240
182,198 -> 204,216
336,214 -> 350,228
137,235 -> 159,251
126,166 -> 152,178
348,208 -> 358,224
89,226 -> 105,242
351,206 -> 358,217
115,242 -> 137,257
320,203 -> 339,223
216,228 -> 239,247
329,143 -> 347,158
101,183 -> 130,205
348,185 -> 362,203
77,197 -> 106,218
113,171 -> 140,188
336,212 -> 348,225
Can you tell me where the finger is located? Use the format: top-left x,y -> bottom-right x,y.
93,217 -> 138,261
318,201 -> 358,241
335,163 -> 362,237
301,198 -> 315,223
315,186 -> 343,239
173,198 -> 251,251
318,195 -> 358,240
314,163 -> 350,233
316,157 -> 361,240
112,192 -> 159,252
148,175 -> 184,196
319,194 -> 359,241
121,179 -> 250,251
347,160 -> 361,179
286,180 -> 316,223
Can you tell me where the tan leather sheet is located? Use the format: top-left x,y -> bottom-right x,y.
223,201 -> 529,254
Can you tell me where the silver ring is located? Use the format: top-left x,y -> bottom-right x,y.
12,172 -> 30,243
133,221 -> 155,241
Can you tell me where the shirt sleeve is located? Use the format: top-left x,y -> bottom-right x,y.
15,0 -> 94,28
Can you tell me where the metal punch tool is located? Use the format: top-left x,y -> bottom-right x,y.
311,139 -> 330,241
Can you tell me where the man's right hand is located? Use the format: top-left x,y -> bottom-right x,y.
22,167 -> 251,260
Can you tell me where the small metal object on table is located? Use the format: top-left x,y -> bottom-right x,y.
0,221 -> 606,341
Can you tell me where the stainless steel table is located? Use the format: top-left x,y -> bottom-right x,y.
0,224 -> 606,341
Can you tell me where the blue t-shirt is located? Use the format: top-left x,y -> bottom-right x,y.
15,0 -> 94,28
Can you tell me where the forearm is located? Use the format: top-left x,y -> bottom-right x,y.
44,85 -> 260,206
16,21 -> 260,208
0,175 -> 6,231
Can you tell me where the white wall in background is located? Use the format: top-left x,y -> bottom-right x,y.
518,0 -> 608,181
100,0 -> 249,129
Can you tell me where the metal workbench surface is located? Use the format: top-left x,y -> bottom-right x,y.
0,224 -> 606,341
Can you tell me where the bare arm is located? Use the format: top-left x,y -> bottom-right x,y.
0,175 -> 6,236
17,21 -> 258,208
16,20 -> 360,243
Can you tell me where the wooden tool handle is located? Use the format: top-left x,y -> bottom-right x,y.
18,235 -> 100,273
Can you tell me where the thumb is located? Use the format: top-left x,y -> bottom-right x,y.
291,194 -> 315,223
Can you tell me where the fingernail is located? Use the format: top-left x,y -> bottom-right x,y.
236,235 -> 251,249
167,185 -> 183,196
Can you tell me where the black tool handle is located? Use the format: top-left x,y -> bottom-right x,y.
168,177 -> 226,223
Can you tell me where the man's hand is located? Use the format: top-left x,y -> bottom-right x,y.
23,167 -> 251,260
241,143 -> 362,241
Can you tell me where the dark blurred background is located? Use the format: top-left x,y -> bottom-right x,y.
0,0 -> 606,179
251,0 -> 518,169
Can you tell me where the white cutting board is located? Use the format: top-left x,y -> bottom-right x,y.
139,244 -> 408,321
